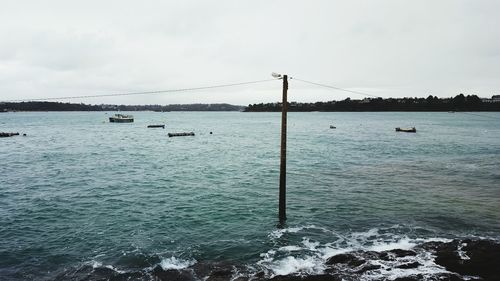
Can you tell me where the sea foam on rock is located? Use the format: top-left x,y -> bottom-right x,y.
263,239 -> 499,281
47,239 -> 499,281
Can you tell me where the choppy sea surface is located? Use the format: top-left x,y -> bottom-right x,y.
1,111 -> 499,280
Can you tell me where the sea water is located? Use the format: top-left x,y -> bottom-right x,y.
1,111 -> 499,280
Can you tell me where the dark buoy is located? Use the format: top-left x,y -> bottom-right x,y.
23,133 -> 27,136
210,131 -> 213,134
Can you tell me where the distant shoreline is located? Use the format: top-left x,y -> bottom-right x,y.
2,94 -> 500,112
245,94 -> 500,112
2,110 -> 500,113
0,102 -> 244,112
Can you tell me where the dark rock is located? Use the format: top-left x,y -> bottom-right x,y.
326,253 -> 365,267
92,266 -> 116,278
355,263 -> 381,273
432,239 -> 500,281
255,271 -> 266,278
416,241 -> 451,252
393,273 -> 466,281
152,266 -> 195,281
109,271 -> 148,281
269,274 -> 341,281
52,265 -> 149,281
392,275 -> 424,281
378,252 -> 392,261
379,249 -> 416,261
361,251 -> 384,260
190,261 -> 235,279
396,262 -> 420,269
116,253 -> 161,268
206,268 -> 233,281
326,253 -> 351,264
388,249 -> 417,257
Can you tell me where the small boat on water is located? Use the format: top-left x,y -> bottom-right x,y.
147,125 -> 165,128
395,127 -> 416,133
330,125 -> 336,129
168,132 -> 195,137
109,114 -> 134,123
0,132 -> 19,137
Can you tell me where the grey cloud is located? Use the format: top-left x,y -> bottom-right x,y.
1,0 -> 499,104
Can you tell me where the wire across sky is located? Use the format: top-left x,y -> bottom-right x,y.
2,76 -> 500,120
0,79 -> 278,103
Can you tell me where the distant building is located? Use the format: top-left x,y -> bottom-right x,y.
483,95 -> 500,103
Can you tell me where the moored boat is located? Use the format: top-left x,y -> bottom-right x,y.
109,114 -> 134,123
395,127 -> 416,133
147,125 -> 165,128
0,132 -> 20,137
168,132 -> 195,137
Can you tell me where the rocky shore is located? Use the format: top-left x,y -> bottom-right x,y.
49,239 -> 500,281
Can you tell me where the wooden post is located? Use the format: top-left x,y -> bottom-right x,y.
279,75 -> 288,223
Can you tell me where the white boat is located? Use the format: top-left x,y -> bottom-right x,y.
109,114 -> 134,123
395,127 -> 416,133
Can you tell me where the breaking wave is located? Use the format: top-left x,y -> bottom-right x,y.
41,225 -> 499,281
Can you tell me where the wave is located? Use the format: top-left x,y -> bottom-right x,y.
159,256 -> 196,270
40,226 -> 499,281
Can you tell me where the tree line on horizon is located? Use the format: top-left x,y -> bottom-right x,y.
2,94 -> 500,112
245,94 -> 500,112
0,102 -> 243,112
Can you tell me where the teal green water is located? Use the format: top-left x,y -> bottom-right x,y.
1,112 -> 499,280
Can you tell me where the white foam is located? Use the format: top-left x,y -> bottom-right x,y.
368,238 -> 416,252
268,225 -> 331,239
319,245 -> 352,259
457,242 -> 471,260
417,237 -> 453,243
87,260 -> 125,274
104,264 -> 126,274
278,245 -> 302,252
259,225 -> 482,280
351,228 -> 380,240
269,226 -> 305,239
259,249 -> 276,261
301,238 -> 320,251
89,260 -> 102,268
160,257 -> 196,270
267,256 -> 325,276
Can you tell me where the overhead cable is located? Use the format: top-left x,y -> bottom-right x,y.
291,77 -> 383,98
1,79 -> 278,102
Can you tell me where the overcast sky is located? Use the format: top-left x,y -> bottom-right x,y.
1,0 -> 499,105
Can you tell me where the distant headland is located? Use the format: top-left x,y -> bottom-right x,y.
0,102 -> 244,112
2,94 -> 500,112
245,94 -> 500,112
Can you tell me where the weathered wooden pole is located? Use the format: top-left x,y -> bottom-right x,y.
279,75 -> 288,223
